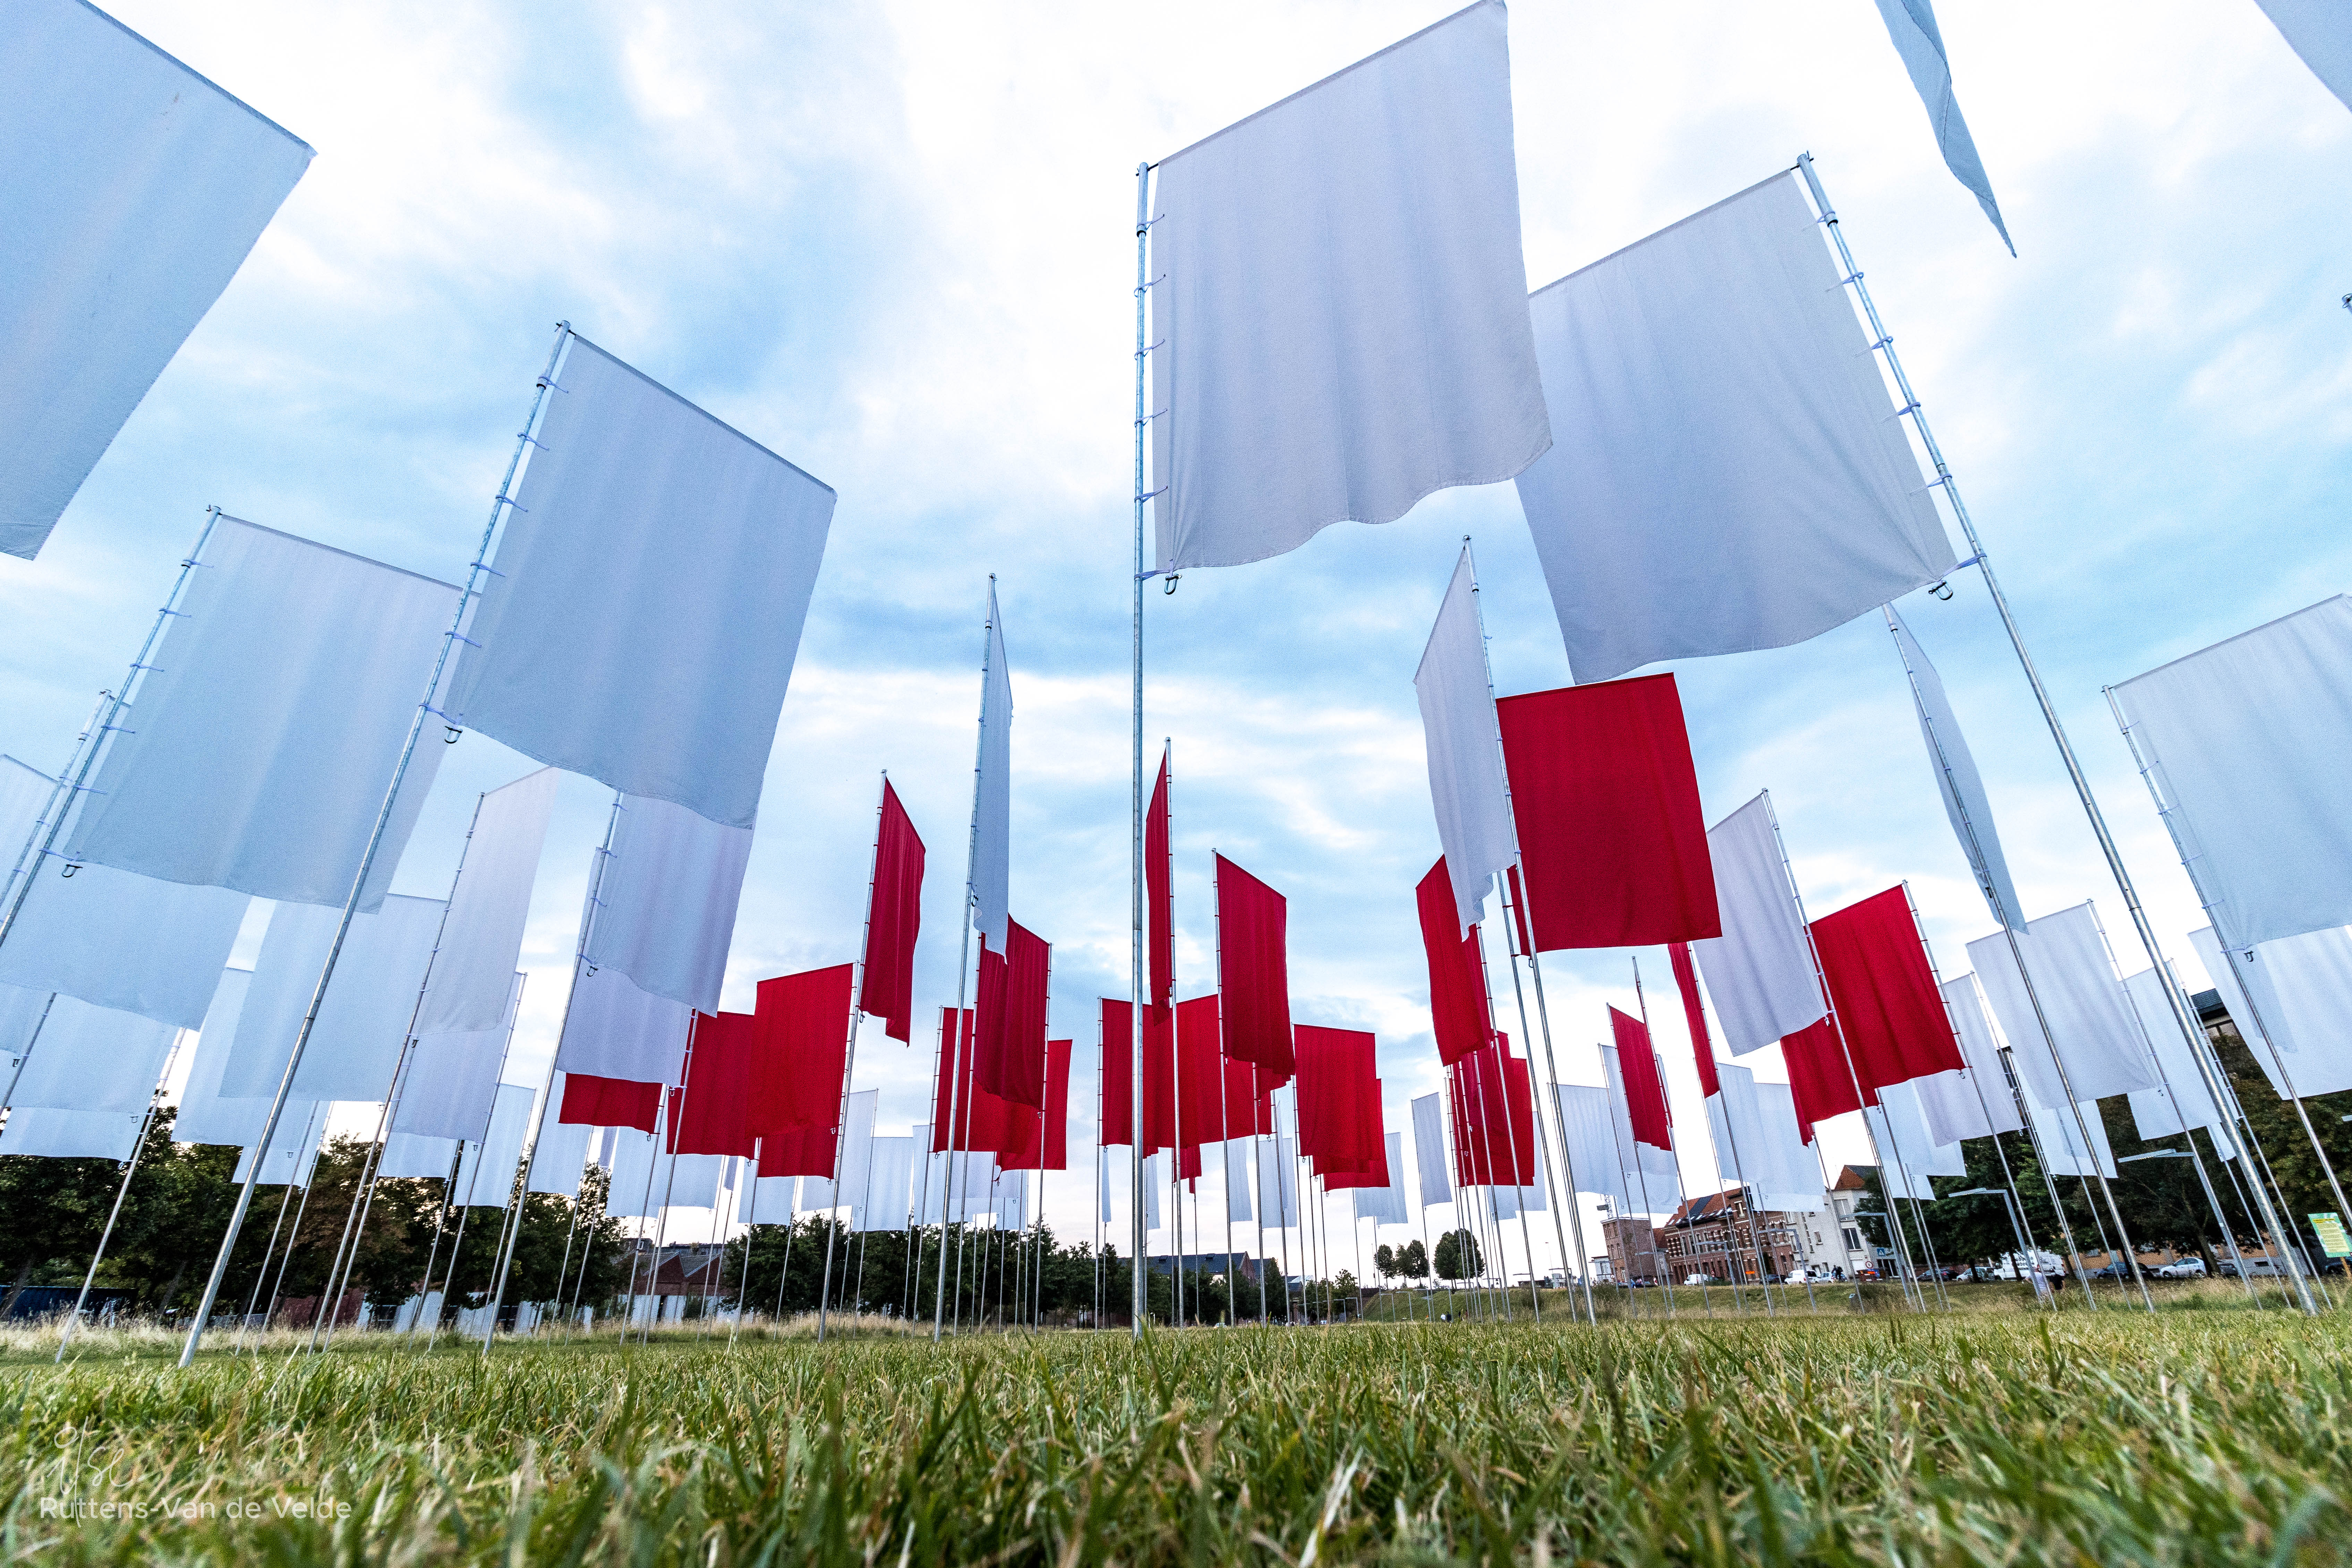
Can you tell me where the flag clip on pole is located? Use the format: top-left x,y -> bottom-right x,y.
178,322 -> 575,1369
1129,157 -> 1155,1339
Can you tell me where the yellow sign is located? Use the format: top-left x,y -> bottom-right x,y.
2311,1212 -> 2352,1260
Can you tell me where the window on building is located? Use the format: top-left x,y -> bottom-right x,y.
1843,1227 -> 1861,1252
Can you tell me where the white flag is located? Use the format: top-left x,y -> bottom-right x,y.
222,894 -> 446,1102
1415,552 -> 1514,932
1150,1 -> 1548,572
0,862 -> 248,1029
553,962 -> 692,1085
447,335 -> 835,832
0,0 -> 310,561
417,768 -> 557,1033
525,1111 -> 595,1199
1966,905 -> 2156,1108
1516,173 -> 1954,683
2118,967 -> 2236,1155
394,973 -> 525,1143
2111,597 -> 2352,948
971,586 -> 1013,950
581,794 -> 751,1015
1889,609 -> 2021,926
6,994 -> 175,1113
0,1107 -> 144,1161
1692,795 -> 1825,1056
2256,1 -> 2352,110
2191,924 -> 2352,1101
1410,1093 -> 1451,1207
65,517 -> 457,911
1869,0 -> 2013,253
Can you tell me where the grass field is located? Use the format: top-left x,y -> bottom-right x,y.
5,1299 -> 2349,1565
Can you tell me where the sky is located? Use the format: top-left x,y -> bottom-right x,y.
3,1 -> 2349,1276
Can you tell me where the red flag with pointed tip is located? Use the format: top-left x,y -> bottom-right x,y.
1669,943 -> 1719,1098
1417,859 -> 1492,1066
858,781 -> 924,1042
1216,853 -> 1293,1077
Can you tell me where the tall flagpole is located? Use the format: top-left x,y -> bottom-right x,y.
819,774 -> 888,1343
178,324 -> 574,1367
1794,153 -> 2251,1309
2108,690 -> 2342,1304
935,583 -> 995,1339
55,1032 -> 185,1360
1129,159 -> 1156,1338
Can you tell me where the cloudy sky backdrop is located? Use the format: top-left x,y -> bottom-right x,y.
3,1 -> 2347,1266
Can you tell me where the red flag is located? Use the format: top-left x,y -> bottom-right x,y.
859,780 -> 924,1043
1224,1054 -> 1273,1137
1176,995 -> 1224,1148
935,1004 -> 1039,1158
758,1124 -> 840,1179
1781,1017 -> 1860,1141
1100,998 -> 1134,1146
1148,747 -> 1173,1016
1324,1089 -> 1390,1189
1505,864 -> 1535,958
1452,1039 -> 1536,1188
973,942 -> 1008,1097
1001,919 -> 1051,1107
1295,1025 -> 1377,1175
1609,1006 -> 1673,1152
1416,859 -> 1493,1066
1498,674 -> 1720,949
1810,885 -> 1964,1097
1215,854 -> 1293,1077
1042,1039 -> 1071,1170
559,1072 -> 659,1134
752,963 -> 854,1132
1669,942 -> 1719,1098
671,1011 -> 760,1156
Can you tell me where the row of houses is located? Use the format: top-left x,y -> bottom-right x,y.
1599,1167 -> 1883,1283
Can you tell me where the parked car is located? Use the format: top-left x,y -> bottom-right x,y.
1683,1273 -> 1714,1286
2218,1257 -> 2293,1278
2154,1258 -> 2206,1279
2084,1261 -> 2137,1281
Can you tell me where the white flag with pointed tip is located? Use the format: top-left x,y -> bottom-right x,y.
1416,553 -> 1515,934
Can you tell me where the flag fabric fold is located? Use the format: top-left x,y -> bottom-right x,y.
394,972 -> 525,1142
1416,859 -> 1493,1067
1870,0 -> 2015,253
1149,0 -> 1549,572
1887,609 -> 2022,925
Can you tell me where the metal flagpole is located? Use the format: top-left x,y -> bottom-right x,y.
309,784 -> 500,1354
1758,791 -> 1931,1310
477,978 -> 542,1354
639,1017 -> 702,1345
1795,153 -> 2210,1312
179,324 -> 572,1367
260,1112 -> 325,1331
1093,1014 -> 1105,1326
0,514 -> 223,963
1627,960 -> 1686,1315
2108,690 -> 2342,1304
819,775 -> 888,1343
1130,158 -> 1158,1340
935,586 -> 995,1340
1470,921 -> 1541,1318
910,1016 -> 944,1319
56,1032 -> 185,1361
2,691 -> 111,926
1678,975 -> 1779,1315
1251,1091 -> 1272,1322
409,1144 -> 462,1344
1497,877 -> 1595,1322
233,1138 -> 305,1353
1459,537 -> 1594,1321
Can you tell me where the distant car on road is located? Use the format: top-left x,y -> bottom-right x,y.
2154,1258 -> 2206,1279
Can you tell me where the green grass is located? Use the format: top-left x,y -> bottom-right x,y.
5,1306 -> 2349,1564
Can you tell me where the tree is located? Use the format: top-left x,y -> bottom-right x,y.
1433,1228 -> 1482,1281
1400,1238 -> 1430,1280
1373,1243 -> 1397,1280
